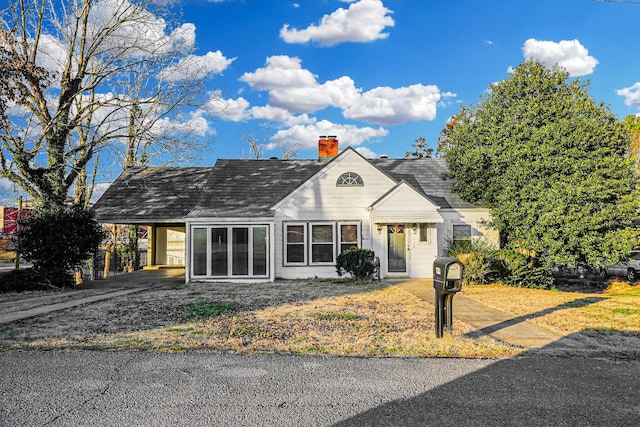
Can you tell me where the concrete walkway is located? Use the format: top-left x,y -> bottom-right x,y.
0,268 -> 184,325
393,279 -> 584,350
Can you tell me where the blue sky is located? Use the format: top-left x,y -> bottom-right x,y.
176,0 -> 640,162
1,0 -> 640,205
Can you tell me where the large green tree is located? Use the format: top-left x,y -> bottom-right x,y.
440,60 -> 639,269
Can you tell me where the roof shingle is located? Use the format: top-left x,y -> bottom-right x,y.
92,155 -> 475,223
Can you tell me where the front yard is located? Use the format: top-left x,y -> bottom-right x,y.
0,278 -> 638,358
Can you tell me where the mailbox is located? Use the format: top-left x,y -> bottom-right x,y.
433,257 -> 463,293
433,257 -> 464,338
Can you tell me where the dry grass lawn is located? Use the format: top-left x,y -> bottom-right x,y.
461,280 -> 640,334
1,277 -> 638,358
0,280 -> 518,358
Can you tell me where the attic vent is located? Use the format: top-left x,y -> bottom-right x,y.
337,172 -> 363,187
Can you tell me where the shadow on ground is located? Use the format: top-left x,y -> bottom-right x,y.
332,332 -> 640,426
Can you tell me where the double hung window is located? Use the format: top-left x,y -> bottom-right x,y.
284,222 -> 360,266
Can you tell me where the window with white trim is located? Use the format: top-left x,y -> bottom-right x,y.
339,223 -> 359,253
310,223 -> 335,264
283,221 -> 361,266
419,224 -> 431,243
191,225 -> 269,278
285,224 -> 306,264
452,224 -> 472,245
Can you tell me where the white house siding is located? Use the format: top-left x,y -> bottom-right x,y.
270,151 -> 488,280
437,209 -> 498,256
155,226 -> 186,265
273,151 -> 397,279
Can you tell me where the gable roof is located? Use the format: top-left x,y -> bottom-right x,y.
371,158 -> 476,209
91,153 -> 478,223
92,167 -> 212,223
370,180 -> 445,223
272,146 -> 396,211
187,159 -> 325,218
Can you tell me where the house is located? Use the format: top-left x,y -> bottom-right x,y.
92,137 -> 498,282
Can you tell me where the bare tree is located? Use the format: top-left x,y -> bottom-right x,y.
240,126 -> 299,160
0,0 -> 218,208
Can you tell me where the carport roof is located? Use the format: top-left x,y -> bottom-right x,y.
92,167 -> 212,223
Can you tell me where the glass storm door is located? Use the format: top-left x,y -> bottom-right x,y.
211,228 -> 228,276
387,225 -> 407,273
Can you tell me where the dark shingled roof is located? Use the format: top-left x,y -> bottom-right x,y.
92,155 -> 475,223
371,157 -> 477,209
92,167 -> 212,223
187,159 -> 326,218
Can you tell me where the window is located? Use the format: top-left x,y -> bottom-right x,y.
211,228 -> 228,276
193,228 -> 207,276
253,227 -> 268,275
311,223 -> 335,263
336,172 -> 363,186
452,224 -> 472,245
339,223 -> 359,253
284,221 -> 360,266
419,224 -> 430,243
192,225 -> 269,278
232,228 -> 249,275
285,224 -> 306,264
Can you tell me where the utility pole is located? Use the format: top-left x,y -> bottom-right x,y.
14,196 -> 21,270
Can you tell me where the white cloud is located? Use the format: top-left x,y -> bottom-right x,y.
355,146 -> 380,159
151,111 -> 212,137
522,38 -> 598,76
248,106 -> 314,126
269,76 -> 360,113
240,56 -> 449,126
617,82 -> 640,108
268,120 -> 388,151
159,51 -> 236,81
35,34 -> 68,76
280,0 -> 395,46
240,56 -> 318,90
344,84 -> 441,125
206,96 -> 251,122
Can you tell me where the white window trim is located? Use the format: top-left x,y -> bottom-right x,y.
336,172 -> 364,187
284,222 -> 307,266
190,225 -> 269,278
309,222 -> 336,265
452,223 -> 472,243
338,222 -> 361,252
282,221 -> 363,267
418,223 -> 431,244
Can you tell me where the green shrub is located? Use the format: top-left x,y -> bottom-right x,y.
0,269 -> 51,292
18,205 -> 105,288
336,248 -> 377,280
447,237 -> 552,288
492,249 -> 553,289
447,238 -> 497,285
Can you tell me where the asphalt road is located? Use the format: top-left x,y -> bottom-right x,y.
1,350 -> 638,426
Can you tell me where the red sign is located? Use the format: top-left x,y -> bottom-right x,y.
1,207 -> 31,234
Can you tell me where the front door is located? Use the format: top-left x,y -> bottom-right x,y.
387,225 -> 407,273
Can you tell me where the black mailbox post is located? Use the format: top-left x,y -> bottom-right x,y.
433,257 -> 463,338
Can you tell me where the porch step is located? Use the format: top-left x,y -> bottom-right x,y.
143,265 -> 185,271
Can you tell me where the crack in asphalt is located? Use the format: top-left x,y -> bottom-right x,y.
42,352 -> 140,426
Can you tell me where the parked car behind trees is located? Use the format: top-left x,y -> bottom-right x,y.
604,250 -> 640,282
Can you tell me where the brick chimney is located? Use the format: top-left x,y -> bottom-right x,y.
318,135 -> 339,161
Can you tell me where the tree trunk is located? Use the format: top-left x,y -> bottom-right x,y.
103,224 -> 116,278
